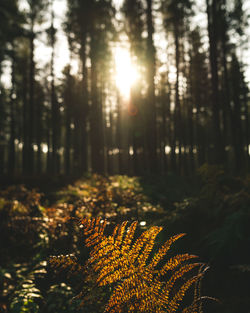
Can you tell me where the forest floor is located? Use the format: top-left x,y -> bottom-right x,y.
0,165 -> 250,313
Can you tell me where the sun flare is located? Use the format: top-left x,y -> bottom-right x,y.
114,47 -> 139,99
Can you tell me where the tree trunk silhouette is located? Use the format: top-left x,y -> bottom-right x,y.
64,67 -> 72,175
28,23 -> 35,174
206,0 -> 224,164
80,41 -> 88,174
8,58 -> 16,174
0,61 -> 5,175
146,0 -> 157,173
90,36 -> 104,174
50,6 -> 60,174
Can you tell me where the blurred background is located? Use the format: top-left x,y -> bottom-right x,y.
0,0 -> 249,178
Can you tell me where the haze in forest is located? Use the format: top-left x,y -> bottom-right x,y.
0,0 -> 249,177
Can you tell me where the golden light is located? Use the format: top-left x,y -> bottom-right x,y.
114,47 -> 139,99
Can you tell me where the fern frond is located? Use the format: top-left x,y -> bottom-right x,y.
129,226 -> 161,264
182,264 -> 211,313
158,263 -> 201,308
121,221 -> 138,253
51,217 -> 210,313
83,219 -> 205,312
137,226 -> 162,267
148,233 -> 186,269
86,219 -> 107,246
96,226 -> 161,287
88,236 -> 116,269
112,224 -> 119,237
81,217 -> 107,247
115,221 -> 128,247
162,263 -> 202,295
166,274 -> 202,313
194,264 -> 206,313
158,254 -> 198,277
49,255 -> 85,276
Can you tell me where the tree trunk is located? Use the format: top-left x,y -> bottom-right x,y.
116,92 -> 124,174
22,57 -> 29,174
50,7 -> 60,174
90,35 -> 104,174
36,91 -> 43,174
64,68 -> 72,175
173,22 -> 182,174
206,0 -> 224,164
243,87 -> 249,170
146,0 -> 157,173
28,22 -> 35,174
0,61 -> 5,175
8,59 -> 16,174
80,40 -> 88,174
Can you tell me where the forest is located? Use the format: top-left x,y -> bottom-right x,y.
0,0 -> 250,312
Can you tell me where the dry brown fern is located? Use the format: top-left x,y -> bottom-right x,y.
48,254 -> 85,276
49,217 -> 209,313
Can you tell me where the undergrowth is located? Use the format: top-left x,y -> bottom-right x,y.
0,168 -> 249,312
49,217 -> 212,313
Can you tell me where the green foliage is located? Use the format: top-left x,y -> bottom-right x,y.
0,185 -> 43,216
0,177 -> 164,312
55,175 -> 164,222
0,186 -> 46,264
11,298 -> 39,313
154,165 -> 250,313
9,263 -> 45,313
45,283 -> 80,313
165,164 -> 250,263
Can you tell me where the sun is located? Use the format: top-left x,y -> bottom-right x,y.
114,47 -> 139,99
